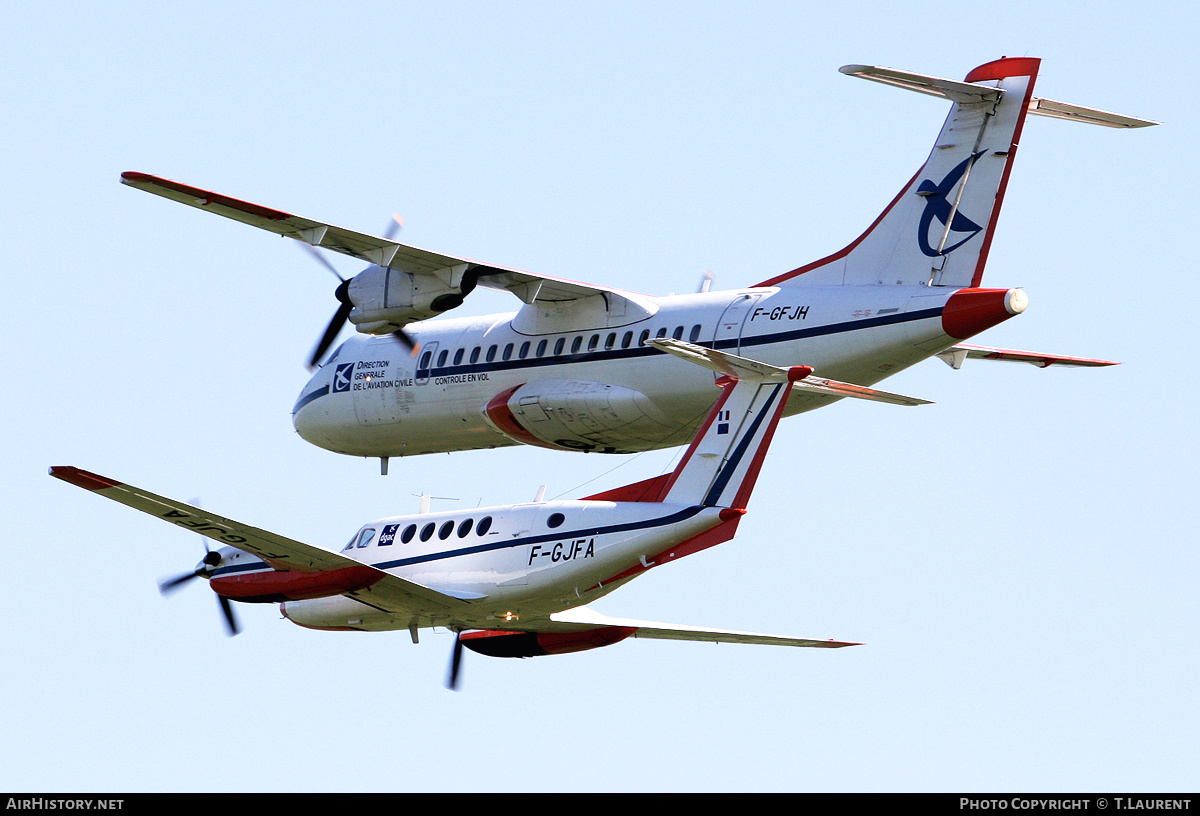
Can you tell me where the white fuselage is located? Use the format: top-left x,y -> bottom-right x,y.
262,500 -> 728,631
292,284 -> 958,458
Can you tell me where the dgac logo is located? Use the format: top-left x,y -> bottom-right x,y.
333,362 -> 354,393
916,152 -> 985,257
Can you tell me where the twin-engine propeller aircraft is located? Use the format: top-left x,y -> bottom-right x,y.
122,57 -> 1154,472
53,340 -> 859,689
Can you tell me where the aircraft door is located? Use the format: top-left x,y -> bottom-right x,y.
415,342 -> 439,385
713,292 -> 763,356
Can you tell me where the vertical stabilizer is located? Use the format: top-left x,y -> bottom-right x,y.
644,339 -> 806,509
760,57 -> 1042,289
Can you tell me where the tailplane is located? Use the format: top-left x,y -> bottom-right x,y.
645,339 -> 808,510
759,58 -> 1156,290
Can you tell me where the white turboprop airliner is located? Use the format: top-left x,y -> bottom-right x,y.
53,339 -> 860,688
122,57 -> 1155,472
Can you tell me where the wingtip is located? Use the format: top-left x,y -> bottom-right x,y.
49,466 -> 120,491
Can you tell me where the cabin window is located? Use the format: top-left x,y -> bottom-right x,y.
689,324 -> 702,342
420,522 -> 435,542
453,348 -> 464,365
486,345 -> 497,362
639,329 -> 650,347
570,336 -> 582,354
401,524 -> 417,544
554,338 -> 565,355
519,342 -> 530,359
587,334 -> 599,351
439,520 -> 455,540
655,327 -> 667,338
672,326 -> 684,340
477,516 -> 493,536
621,331 -> 632,349
437,349 -> 448,367
457,518 -> 474,538
536,339 -> 547,357
604,333 -> 616,350
418,350 -> 432,369
502,343 -> 513,361
469,347 -> 481,364
356,529 -> 376,548
547,513 -> 565,529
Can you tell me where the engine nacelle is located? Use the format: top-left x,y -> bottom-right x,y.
211,564 -> 382,603
347,264 -> 472,335
460,627 -> 638,658
482,380 -> 683,454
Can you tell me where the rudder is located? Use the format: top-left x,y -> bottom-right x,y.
760,57 -> 1041,289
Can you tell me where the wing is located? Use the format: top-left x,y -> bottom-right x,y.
120,172 -> 655,315
49,466 -> 463,613
545,605 -> 859,649
938,344 -> 1119,369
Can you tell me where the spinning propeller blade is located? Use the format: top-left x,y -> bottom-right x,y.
159,550 -> 240,637
446,632 -> 464,691
303,214 -> 417,369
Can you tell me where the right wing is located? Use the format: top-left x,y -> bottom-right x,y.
120,172 -> 656,316
548,606 -> 859,648
49,466 -> 464,613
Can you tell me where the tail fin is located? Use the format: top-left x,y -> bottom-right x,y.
761,57 -> 1042,289
647,339 -> 806,510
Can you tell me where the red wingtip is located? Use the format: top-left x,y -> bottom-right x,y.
49,466 -> 120,491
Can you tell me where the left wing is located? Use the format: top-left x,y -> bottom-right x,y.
49,466 -> 464,613
546,605 -> 859,649
120,172 -> 655,315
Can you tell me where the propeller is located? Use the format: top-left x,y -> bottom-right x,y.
303,214 -> 418,370
158,549 -> 241,637
446,632 -> 465,691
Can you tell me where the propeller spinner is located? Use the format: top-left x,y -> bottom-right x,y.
158,549 -> 241,637
303,214 -> 418,369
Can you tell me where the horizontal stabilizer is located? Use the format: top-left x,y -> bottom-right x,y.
649,338 -> 931,406
841,63 -> 1158,128
839,64 -> 1003,104
938,344 -> 1119,369
1027,97 -> 1158,128
550,606 -> 859,648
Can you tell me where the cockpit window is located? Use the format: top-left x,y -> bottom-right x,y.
356,529 -> 376,548
324,342 -> 348,367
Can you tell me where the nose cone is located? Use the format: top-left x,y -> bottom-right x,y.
292,374 -> 334,449
941,288 -> 1027,340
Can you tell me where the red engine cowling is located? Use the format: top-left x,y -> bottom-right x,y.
210,564 -> 382,603
460,627 -> 638,658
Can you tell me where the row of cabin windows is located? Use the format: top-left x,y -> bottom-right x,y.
418,324 -> 705,371
344,512 -> 567,551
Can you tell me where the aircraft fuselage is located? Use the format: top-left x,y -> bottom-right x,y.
292,283 -> 980,458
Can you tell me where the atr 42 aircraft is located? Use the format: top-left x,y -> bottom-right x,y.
53,340 -> 858,688
122,58 -> 1155,473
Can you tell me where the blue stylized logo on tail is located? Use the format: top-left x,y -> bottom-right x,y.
917,152 -> 985,257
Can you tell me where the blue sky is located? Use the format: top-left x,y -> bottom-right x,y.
4,1 -> 1196,792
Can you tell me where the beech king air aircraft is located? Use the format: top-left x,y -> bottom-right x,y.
122,58 -> 1155,472
53,340 -> 858,688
